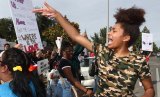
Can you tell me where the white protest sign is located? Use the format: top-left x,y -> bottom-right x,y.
55,37 -> 62,55
83,48 -> 88,56
55,37 -> 62,49
9,0 -> 43,53
37,59 -> 49,75
0,39 -> 6,50
42,41 -> 47,47
142,33 -> 153,51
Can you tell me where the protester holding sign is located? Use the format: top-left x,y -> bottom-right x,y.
0,48 -> 46,97
33,3 -> 155,97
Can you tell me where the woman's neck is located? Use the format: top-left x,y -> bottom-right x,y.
114,46 -> 130,57
2,74 -> 13,83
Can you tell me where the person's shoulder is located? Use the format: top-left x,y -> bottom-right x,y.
0,83 -> 17,97
59,59 -> 71,65
130,51 -> 146,63
0,82 -> 9,88
60,58 -> 69,62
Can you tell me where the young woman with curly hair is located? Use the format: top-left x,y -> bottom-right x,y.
33,3 -> 155,97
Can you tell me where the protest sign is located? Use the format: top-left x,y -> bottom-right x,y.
37,59 -> 49,75
9,0 -> 43,53
142,33 -> 153,51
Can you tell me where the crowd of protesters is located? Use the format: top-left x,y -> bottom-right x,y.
0,39 -> 93,97
0,1 -> 156,97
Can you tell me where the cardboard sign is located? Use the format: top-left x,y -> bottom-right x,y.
142,33 -> 153,51
37,59 -> 49,75
9,0 -> 43,53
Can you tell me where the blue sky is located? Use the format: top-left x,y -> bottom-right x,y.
0,0 -> 160,47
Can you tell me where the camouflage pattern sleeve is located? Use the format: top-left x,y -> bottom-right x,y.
138,59 -> 151,80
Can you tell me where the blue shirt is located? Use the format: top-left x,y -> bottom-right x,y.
0,82 -> 36,97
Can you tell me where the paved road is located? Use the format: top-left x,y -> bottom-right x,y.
134,56 -> 160,97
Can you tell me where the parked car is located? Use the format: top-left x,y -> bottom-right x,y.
80,57 -> 95,89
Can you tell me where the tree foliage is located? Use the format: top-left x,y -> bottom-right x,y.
0,15 -> 81,48
142,26 -> 150,33
0,14 -> 54,42
91,27 -> 106,46
153,42 -> 159,53
0,18 -> 16,41
42,16 -> 81,46
35,13 -> 56,33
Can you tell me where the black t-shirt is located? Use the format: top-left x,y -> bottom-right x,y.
58,58 -> 76,78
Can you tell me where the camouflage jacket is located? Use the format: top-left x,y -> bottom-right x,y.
94,44 -> 151,97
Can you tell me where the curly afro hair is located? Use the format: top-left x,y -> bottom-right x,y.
114,7 -> 145,47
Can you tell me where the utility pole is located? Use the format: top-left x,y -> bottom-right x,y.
106,0 -> 109,46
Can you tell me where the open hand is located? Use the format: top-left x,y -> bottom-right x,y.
32,2 -> 60,19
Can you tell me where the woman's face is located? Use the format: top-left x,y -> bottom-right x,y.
63,47 -> 73,59
108,23 -> 130,49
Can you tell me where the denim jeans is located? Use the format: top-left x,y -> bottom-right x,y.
58,78 -> 74,97
46,80 -> 62,97
47,78 -> 74,97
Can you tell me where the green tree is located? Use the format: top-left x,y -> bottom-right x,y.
35,13 -> 56,33
35,13 -> 57,43
0,18 -> 16,41
42,16 -> 80,46
91,27 -> 106,46
142,26 -> 150,33
134,32 -> 142,51
153,42 -> 159,53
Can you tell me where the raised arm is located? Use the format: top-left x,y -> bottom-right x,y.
33,2 -> 93,52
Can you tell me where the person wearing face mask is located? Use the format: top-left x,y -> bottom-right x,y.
33,3 -> 155,97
